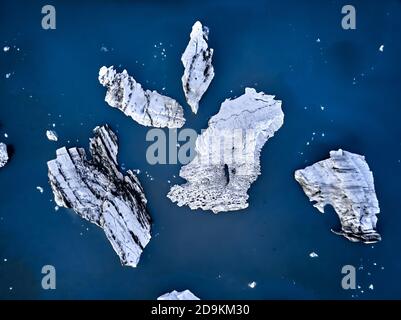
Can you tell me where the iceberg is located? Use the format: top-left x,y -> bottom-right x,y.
181,21 -> 215,114
99,66 -> 185,128
295,149 -> 381,243
168,88 -> 284,213
47,125 -> 152,267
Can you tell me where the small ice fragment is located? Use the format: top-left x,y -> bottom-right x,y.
369,284 -> 374,290
54,206 -> 59,211
5,73 -> 11,79
309,252 -> 319,258
320,105 -> 325,111
3,46 -> 10,52
3,258 -> 7,262
248,281 -> 257,288
316,38 -> 321,43
36,186 -> 44,194
379,45 -> 384,52
4,133 -> 8,138
46,130 -> 58,141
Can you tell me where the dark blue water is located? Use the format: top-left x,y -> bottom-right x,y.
0,0 -> 400,299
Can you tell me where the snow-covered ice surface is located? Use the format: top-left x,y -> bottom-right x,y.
181,21 -> 214,114
168,88 -> 284,213
295,149 -> 381,243
47,125 -> 152,267
99,66 -> 185,128
157,290 -> 200,300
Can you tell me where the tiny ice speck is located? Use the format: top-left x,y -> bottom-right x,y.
248,281 -> 257,288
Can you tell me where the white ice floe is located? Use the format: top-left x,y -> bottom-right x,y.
309,252 -> 319,258
46,130 -> 58,142
157,290 -> 200,300
0,143 -> 8,168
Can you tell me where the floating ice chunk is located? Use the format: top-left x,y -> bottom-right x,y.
181,21 -> 215,113
47,125 -> 152,267
46,130 -> 58,142
0,143 -> 8,168
168,88 -> 284,213
295,149 -> 381,243
99,66 -> 185,128
157,290 -> 200,300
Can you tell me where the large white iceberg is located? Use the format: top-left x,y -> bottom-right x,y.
168,88 -> 284,213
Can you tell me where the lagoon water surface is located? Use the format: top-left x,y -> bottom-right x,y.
0,0 -> 401,299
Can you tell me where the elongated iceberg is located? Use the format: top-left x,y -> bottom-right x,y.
181,21 -> 214,114
295,149 -> 381,243
168,88 -> 284,213
0,142 -> 8,167
47,125 -> 152,267
157,290 -> 200,300
99,66 -> 185,128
